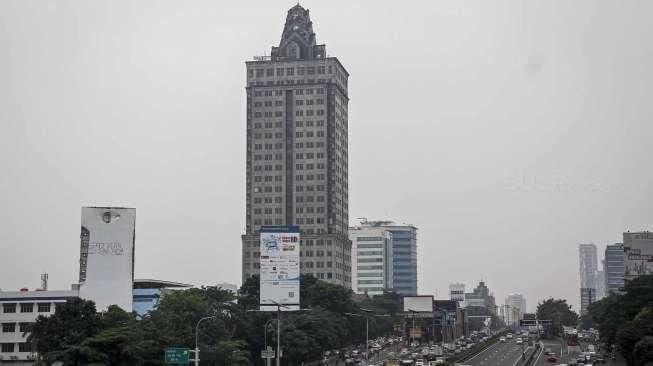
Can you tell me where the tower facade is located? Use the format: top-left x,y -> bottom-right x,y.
578,243 -> 598,315
241,5 -> 351,288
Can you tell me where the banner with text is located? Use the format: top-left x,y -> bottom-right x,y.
260,226 -> 300,311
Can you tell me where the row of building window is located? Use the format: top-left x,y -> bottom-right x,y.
358,258 -> 383,263
356,237 -> 383,242
358,280 -> 384,285
250,66 -> 332,78
358,251 -> 383,256
1,342 -> 32,353
253,111 -> 283,118
249,78 -> 337,87
1,322 -> 32,333
357,244 -> 383,249
2,303 -> 51,313
252,152 -> 327,161
294,109 -> 325,117
251,88 -> 326,97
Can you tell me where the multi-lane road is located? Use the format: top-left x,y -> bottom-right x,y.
532,339 -> 564,365
465,339 -> 532,366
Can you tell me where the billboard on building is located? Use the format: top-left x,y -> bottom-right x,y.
78,207 -> 135,312
403,295 -> 434,313
624,232 -> 653,281
260,226 -> 300,311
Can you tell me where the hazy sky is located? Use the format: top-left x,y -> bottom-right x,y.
1,0 -> 652,312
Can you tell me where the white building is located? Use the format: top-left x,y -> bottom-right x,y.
579,243 -> 599,315
78,207 -> 135,312
449,283 -> 465,305
504,293 -> 527,326
0,288 -> 78,364
349,226 -> 393,296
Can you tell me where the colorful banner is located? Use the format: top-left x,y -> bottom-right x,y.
260,226 -> 300,311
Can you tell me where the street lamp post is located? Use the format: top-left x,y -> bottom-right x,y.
194,316 -> 216,366
263,319 -> 275,366
248,299 -> 310,366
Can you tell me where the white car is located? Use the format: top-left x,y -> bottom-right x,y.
515,338 -> 523,345
500,337 -> 506,342
507,334 -> 513,339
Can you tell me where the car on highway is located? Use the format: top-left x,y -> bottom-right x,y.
515,338 -> 523,344
547,353 -> 558,363
500,336 -> 507,342
507,333 -> 514,339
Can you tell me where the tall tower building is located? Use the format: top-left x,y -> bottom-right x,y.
504,293 -> 527,326
604,243 -> 625,293
578,243 -> 598,315
241,5 -> 351,287
78,207 -> 135,311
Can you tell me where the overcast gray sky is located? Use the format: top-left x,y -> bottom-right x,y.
1,0 -> 652,312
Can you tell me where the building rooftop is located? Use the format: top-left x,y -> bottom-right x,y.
133,279 -> 193,289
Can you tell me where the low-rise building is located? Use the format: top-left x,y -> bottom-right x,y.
0,288 -> 78,364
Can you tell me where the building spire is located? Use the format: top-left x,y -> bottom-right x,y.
270,5 -> 326,60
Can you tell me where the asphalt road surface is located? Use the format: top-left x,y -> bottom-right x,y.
465,340 -> 531,366
532,339 -> 564,365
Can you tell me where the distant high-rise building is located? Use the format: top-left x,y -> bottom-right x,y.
578,243 -> 598,315
596,270 -> 606,300
354,220 -> 418,295
604,243 -> 625,293
505,293 -> 526,326
623,231 -> 653,281
240,5 -> 351,287
465,281 -> 497,314
78,207 -> 135,311
349,226 -> 393,295
449,283 -> 465,305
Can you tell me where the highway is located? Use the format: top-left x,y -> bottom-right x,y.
532,339 -> 564,365
465,339 -> 531,366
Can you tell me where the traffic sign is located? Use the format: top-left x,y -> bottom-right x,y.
261,347 -> 275,359
165,348 -> 190,364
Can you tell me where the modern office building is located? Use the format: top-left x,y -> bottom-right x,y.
578,243 -> 598,315
349,226 -> 393,295
603,244 -> 625,293
78,207 -> 136,312
449,283 -> 465,305
464,281 -> 496,314
352,220 -> 418,295
240,4 -> 352,288
623,231 -> 653,281
0,287 -> 78,363
504,293 -> 527,326
132,279 -> 193,317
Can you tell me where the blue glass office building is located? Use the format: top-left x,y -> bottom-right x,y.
604,244 -> 625,293
388,226 -> 418,295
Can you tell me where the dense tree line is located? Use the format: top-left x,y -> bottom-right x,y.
535,298 -> 578,338
584,274 -> 653,366
27,275 -> 401,365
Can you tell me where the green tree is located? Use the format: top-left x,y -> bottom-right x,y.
28,298 -> 101,365
536,298 -> 578,338
616,307 -> 653,365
